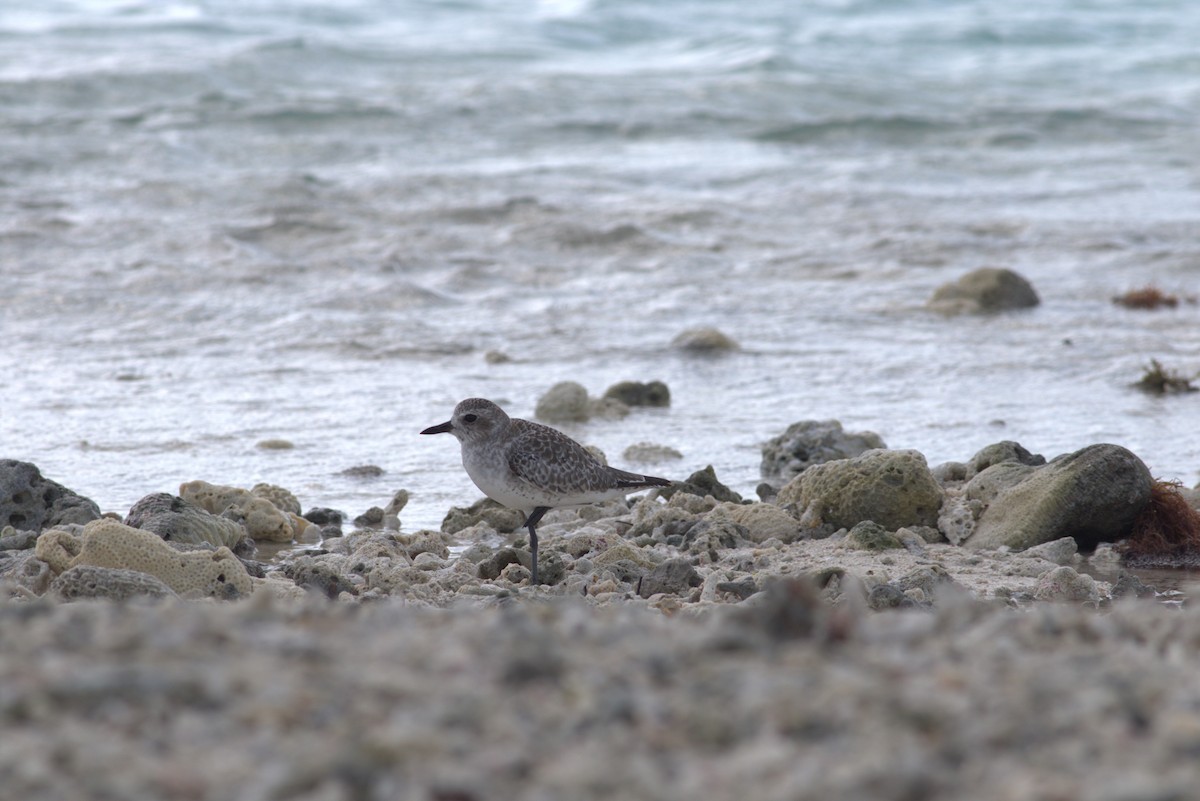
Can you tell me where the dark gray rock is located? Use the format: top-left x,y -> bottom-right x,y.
50,564 -> 177,602
965,444 -> 1153,552
478,547 -> 523,581
661,465 -> 742,503
442,498 -> 526,536
304,507 -> 345,538
0,459 -> 100,531
0,528 -> 39,551
283,558 -> 359,599
637,558 -> 702,598
603,380 -> 671,407
716,578 -> 759,600
867,583 -> 919,610
761,420 -> 887,486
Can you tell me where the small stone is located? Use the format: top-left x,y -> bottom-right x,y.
255,439 -> 295,450
671,326 -> 739,353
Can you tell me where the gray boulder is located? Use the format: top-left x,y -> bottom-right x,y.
761,420 -> 887,486
964,444 -> 1153,551
778,449 -> 943,530
928,267 -> 1040,314
0,459 -> 100,531
637,558 -> 702,598
535,381 -> 591,423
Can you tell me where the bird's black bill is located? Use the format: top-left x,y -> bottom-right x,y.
420,421 -> 453,435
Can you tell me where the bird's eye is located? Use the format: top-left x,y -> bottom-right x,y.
463,414 -> 478,424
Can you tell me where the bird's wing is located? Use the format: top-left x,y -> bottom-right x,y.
506,422 -> 610,496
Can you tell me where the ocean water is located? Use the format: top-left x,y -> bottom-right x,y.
2,0 -> 1198,533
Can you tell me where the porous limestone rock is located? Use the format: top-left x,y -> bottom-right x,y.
777,449 -> 943,531
0,459 -> 100,531
927,267 -> 1040,314
39,519 -> 253,599
179,480 -> 294,543
125,493 -> 250,551
964,444 -> 1153,552
761,420 -> 887,486
51,564 -> 177,602
251,483 -> 302,516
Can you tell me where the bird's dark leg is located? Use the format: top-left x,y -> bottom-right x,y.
523,506 -> 550,585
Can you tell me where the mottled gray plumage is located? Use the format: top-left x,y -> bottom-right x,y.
421,397 -> 672,584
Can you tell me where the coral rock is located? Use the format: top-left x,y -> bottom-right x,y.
39,519 -> 253,599
179,480 -> 294,543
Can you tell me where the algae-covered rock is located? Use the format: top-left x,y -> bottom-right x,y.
38,519 -> 253,599
778,449 -> 943,530
964,444 -> 1152,552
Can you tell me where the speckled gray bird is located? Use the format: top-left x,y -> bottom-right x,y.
421,398 -> 672,584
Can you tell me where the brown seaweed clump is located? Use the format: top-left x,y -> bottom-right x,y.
1113,286 -> 1186,310
1134,359 -> 1197,394
1119,480 -> 1200,566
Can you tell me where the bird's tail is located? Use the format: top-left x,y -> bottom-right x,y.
610,468 -> 673,489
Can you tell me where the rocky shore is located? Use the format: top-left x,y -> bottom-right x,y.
3,414 -> 1200,799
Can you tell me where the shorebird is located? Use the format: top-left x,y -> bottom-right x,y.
421,397 -> 672,584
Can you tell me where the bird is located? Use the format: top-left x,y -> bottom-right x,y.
421,397 -> 672,585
